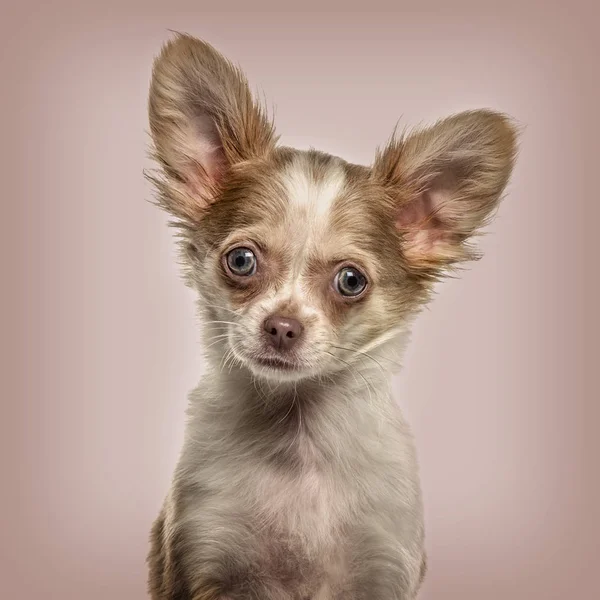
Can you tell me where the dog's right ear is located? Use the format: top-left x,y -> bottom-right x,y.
148,34 -> 277,222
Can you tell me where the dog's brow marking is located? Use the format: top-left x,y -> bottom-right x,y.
267,157 -> 346,323
282,158 -> 346,223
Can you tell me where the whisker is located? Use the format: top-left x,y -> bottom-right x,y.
331,344 -> 401,370
203,332 -> 232,341
325,350 -> 380,408
219,347 -> 235,375
201,303 -> 242,317
252,376 -> 270,409
204,320 -> 242,328
324,351 -> 367,389
203,335 -> 232,351
287,382 -> 302,452
224,342 -> 243,374
276,386 -> 297,426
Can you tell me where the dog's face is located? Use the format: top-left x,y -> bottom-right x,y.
148,35 -> 517,383
184,149 -> 425,382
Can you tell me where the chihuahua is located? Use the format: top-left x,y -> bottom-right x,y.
145,34 -> 518,600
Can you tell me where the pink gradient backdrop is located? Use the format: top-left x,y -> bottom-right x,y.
2,2 -> 598,599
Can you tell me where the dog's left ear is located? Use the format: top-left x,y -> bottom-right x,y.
374,110 -> 518,275
148,34 -> 277,223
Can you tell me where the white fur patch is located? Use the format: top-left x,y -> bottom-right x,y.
281,157 -> 346,224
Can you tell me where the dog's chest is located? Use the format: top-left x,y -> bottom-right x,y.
255,439 -> 348,549
248,442 -> 352,596
261,467 -> 335,540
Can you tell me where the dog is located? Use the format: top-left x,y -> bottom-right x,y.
145,33 -> 518,600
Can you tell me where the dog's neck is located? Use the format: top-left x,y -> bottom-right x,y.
203,358 -> 398,434
190,360 -> 406,473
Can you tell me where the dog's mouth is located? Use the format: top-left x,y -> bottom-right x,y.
253,355 -> 299,371
233,346 -> 314,380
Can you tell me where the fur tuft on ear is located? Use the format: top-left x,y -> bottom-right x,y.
147,34 -> 278,223
374,110 -> 519,276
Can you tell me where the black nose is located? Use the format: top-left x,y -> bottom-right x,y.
263,316 -> 303,351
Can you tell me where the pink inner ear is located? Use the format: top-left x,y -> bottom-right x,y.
395,189 -> 449,256
184,115 -> 228,197
396,193 -> 433,230
197,144 -> 227,183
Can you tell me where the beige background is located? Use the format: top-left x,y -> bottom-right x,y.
2,1 -> 598,599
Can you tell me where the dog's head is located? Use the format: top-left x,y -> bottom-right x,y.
148,34 -> 518,383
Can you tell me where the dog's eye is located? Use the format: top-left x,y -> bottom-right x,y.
335,267 -> 367,297
226,247 -> 257,276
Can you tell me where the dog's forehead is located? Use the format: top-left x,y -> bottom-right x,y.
258,151 -> 381,255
